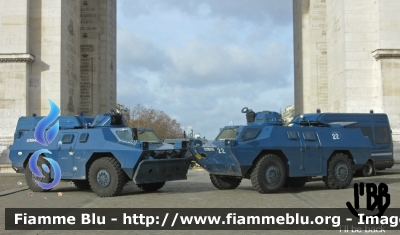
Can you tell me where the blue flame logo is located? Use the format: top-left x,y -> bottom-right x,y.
29,99 -> 62,190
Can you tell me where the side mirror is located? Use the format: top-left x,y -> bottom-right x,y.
241,107 -> 249,113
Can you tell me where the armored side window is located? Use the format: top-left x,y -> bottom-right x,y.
136,129 -> 161,143
61,134 -> 74,144
287,131 -> 298,140
356,126 -> 373,145
374,126 -> 390,144
241,128 -> 260,141
216,128 -> 238,140
79,133 -> 89,143
116,129 -> 134,142
303,131 -> 316,141
17,130 -> 29,139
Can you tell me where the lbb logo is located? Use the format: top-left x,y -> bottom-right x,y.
28,99 -> 62,190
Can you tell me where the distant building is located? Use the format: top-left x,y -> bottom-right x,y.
293,0 -> 400,141
0,0 -> 116,152
282,104 -> 295,125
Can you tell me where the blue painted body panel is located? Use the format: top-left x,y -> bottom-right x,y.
9,114 -> 191,183
291,113 -> 394,169
189,110 -> 372,178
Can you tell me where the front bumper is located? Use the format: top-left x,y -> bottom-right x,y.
132,158 -> 192,184
189,142 -> 242,177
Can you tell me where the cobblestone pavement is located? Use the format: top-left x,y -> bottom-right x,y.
1,167 -> 400,235
0,173 -> 26,192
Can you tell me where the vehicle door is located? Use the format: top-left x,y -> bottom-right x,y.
299,130 -> 322,173
56,132 -> 79,177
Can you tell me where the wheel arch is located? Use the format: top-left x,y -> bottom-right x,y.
86,152 -> 118,178
244,150 -> 289,178
328,150 -> 354,167
23,152 -> 51,169
23,153 -> 34,169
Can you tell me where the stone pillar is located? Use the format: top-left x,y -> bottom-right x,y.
99,0 -> 116,113
309,0 -> 328,113
293,0 -> 327,115
0,0 -> 116,158
79,0 -> 116,116
62,0 -> 81,115
325,0 -> 348,112
293,0 -> 307,115
29,0 -> 81,116
295,0 -> 400,141
0,0 -> 33,151
373,50 -> 400,141
80,0 -> 98,115
373,0 -> 400,141
327,0 -> 381,114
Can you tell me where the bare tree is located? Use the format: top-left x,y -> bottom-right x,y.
129,104 -> 183,140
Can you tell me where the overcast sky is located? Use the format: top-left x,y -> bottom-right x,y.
116,0 -> 294,140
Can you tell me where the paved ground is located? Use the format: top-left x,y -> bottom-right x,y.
0,174 -> 25,192
1,166 -> 400,235
394,142 -> 400,163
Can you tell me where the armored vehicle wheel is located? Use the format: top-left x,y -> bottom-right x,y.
250,154 -> 286,193
360,161 -> 374,177
323,153 -> 353,189
284,177 -> 307,188
25,156 -> 52,192
73,180 -> 91,190
137,182 -> 165,192
88,157 -> 125,197
209,174 -> 242,190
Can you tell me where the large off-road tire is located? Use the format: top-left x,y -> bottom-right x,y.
250,154 -> 286,193
360,161 -> 374,177
25,156 -> 52,192
88,157 -> 125,197
73,180 -> 91,190
137,182 -> 165,192
284,177 -> 308,188
323,153 -> 353,189
209,174 -> 242,190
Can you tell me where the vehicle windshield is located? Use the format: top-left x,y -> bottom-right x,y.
136,129 -> 161,143
216,128 -> 238,140
115,129 -> 134,142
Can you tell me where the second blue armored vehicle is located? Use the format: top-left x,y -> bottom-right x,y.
9,111 -> 191,197
290,112 -> 393,177
189,107 -> 373,193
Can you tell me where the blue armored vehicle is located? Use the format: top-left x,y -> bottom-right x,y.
164,137 -> 208,168
290,112 -> 393,177
9,111 -> 191,197
188,107 -> 372,193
